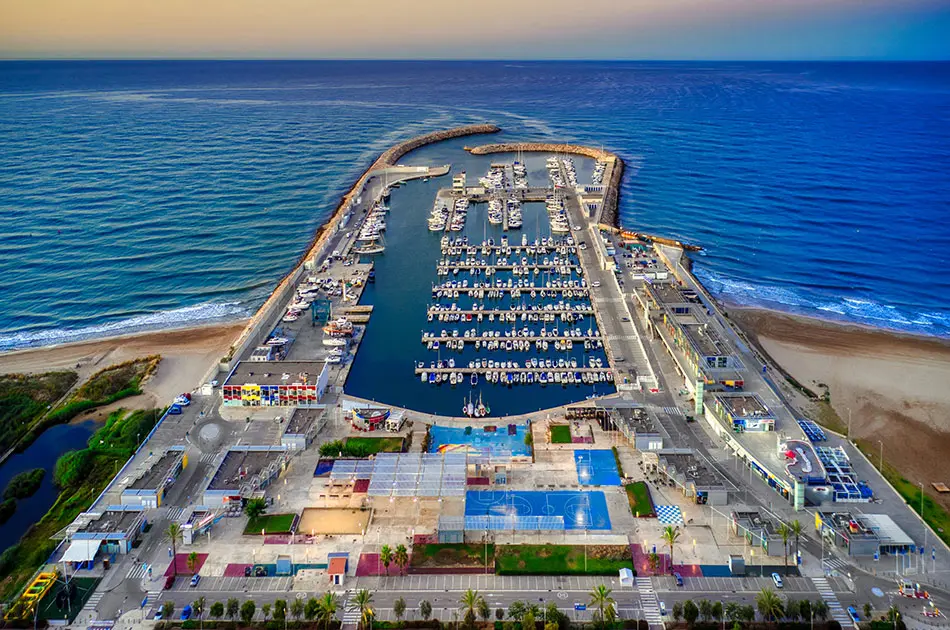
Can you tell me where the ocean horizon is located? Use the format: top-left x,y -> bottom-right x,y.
1,60 -> 948,350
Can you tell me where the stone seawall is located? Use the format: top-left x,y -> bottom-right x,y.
466,142 -> 624,228
217,124 -> 500,376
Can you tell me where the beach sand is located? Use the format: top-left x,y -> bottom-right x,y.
728,306 -> 950,512
0,321 -> 247,410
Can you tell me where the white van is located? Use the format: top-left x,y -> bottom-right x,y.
659,602 -> 667,617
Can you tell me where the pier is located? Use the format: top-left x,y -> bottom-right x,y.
432,286 -> 590,296
415,367 -> 611,375
427,307 -> 594,316
421,335 -> 602,343
437,264 -> 582,272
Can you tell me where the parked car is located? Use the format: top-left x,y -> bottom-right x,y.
154,610 -> 164,620
168,404 -> 183,415
190,574 -> 201,587
591,281 -> 601,287
181,605 -> 192,621
164,575 -> 175,590
659,602 -> 667,617
771,573 -> 783,588
847,607 -> 860,623
673,572 -> 684,587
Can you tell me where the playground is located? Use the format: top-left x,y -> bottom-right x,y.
298,507 -> 372,535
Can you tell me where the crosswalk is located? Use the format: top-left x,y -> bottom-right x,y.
126,563 -> 148,580
166,506 -> 185,521
82,591 -> 103,613
199,453 -> 217,464
648,405 -> 684,417
822,556 -> 849,571
811,576 -> 852,626
635,577 -> 663,626
341,593 -> 361,626
145,590 -> 162,607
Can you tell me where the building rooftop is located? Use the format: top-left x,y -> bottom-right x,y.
818,511 -> 880,541
732,509 -> 780,539
682,321 -> 729,358
76,508 -> 142,534
659,452 -> 724,489
781,439 -> 826,482
127,450 -> 184,491
225,361 -> 327,387
606,404 -> 665,437
286,407 -> 325,435
652,282 -> 702,307
717,393 -> 773,419
208,448 -> 286,491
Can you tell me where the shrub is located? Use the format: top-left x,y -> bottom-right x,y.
4,469 -> 46,500
54,450 -> 92,489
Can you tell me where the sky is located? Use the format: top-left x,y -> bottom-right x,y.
1,0 -> 949,60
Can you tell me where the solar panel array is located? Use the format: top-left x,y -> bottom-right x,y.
437,515 -> 567,532
798,420 -> 827,442
364,452 -> 468,497
328,459 -> 375,481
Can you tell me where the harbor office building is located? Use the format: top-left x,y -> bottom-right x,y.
222,361 -> 328,407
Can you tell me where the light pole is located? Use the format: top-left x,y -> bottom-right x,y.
878,440 -> 884,471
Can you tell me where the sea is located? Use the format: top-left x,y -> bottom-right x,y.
1,60 -> 949,350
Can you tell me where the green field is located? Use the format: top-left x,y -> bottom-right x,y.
549,424 -> 572,444
244,513 -> 297,535
36,577 -> 100,622
495,545 -> 633,575
625,482 -> 655,518
410,543 -> 495,569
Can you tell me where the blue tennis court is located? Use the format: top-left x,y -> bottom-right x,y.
574,450 -> 622,486
429,424 -> 531,457
464,490 -> 611,530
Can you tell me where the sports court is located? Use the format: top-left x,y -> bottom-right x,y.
574,449 -> 622,486
428,424 -> 530,457
464,490 -> 611,530
298,508 -> 372,535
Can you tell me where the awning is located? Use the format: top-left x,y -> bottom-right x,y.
62,539 -> 101,563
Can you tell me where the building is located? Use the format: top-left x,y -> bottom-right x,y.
712,394 -> 775,433
222,361 -> 328,408
281,407 -> 326,450
657,452 -> 728,505
731,510 -> 787,557
120,448 -> 187,508
596,402 -> 666,451
203,446 -> 289,507
66,506 -> 147,566
452,172 -> 466,192
328,552 -> 349,586
815,511 -> 915,557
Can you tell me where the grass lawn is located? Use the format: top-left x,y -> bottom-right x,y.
410,543 -> 495,568
496,545 -> 633,575
549,424 -> 572,444
344,436 -> 404,455
244,513 -> 297,535
625,482 -> 656,518
855,438 -> 950,547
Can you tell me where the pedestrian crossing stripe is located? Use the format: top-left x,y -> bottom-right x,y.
655,504 -> 685,525
663,407 -> 684,416
126,564 -> 148,579
166,506 -> 184,520
82,592 -> 103,611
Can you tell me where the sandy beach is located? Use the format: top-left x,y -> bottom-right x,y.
728,306 -> 950,512
0,321 -> 247,410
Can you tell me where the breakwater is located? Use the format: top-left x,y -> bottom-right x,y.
465,142 -> 624,228
214,124 -> 501,381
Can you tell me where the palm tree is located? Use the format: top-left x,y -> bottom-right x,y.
317,593 -> 338,630
394,544 -> 409,575
291,599 -> 305,626
588,584 -> 615,629
351,589 -> 374,630
187,551 -> 200,574
777,523 -> 791,569
262,603 -> 271,623
165,522 -> 183,576
305,598 -> 319,623
226,598 -> 240,626
648,552 -> 660,574
380,545 -> 393,575
210,601 -> 224,622
460,589 -> 485,621
661,526 -> 681,572
756,588 -> 784,622
789,519 -> 803,565
193,597 -> 206,630
245,497 -> 267,519
812,600 -> 829,621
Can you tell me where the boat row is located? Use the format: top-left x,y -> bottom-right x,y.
440,235 -> 574,255
436,264 -> 578,277
433,287 -> 589,300
429,197 -> 469,232
428,310 -> 586,324
357,204 -> 387,242
426,337 -> 603,352
439,253 -> 576,268
546,195 -> 571,234
561,157 -> 578,188
425,326 -> 599,339
512,161 -> 528,189
592,160 -> 607,185
323,316 -> 355,338
420,368 -> 614,386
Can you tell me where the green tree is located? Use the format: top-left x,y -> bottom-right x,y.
165,522 -> 183,576
274,599 -> 288,623
812,600 -> 828,621
863,603 -> 873,621
53,449 -> 92,488
798,599 -> 811,622
496,608 -> 505,621
162,601 -> 175,621
380,545 -> 393,575
210,601 -> 224,621
648,552 -> 660,574
240,601 -> 257,626
588,584 -> 615,630
318,593 -> 339,630
545,602 -> 567,630
291,599 -> 305,626
187,551 -> 200,574
672,602 -> 683,623
741,605 -> 756,622
227,598 -> 240,626
683,600 -> 699,626
785,599 -> 800,621
351,589 -> 374,630
661,526 -> 681,572
778,523 -> 792,568
193,597 -> 206,629
419,600 -> 432,621
698,600 -> 712,622
262,603 -> 272,622
507,601 -> 527,621
789,519 -> 803,564
545,623 -> 558,630
523,609 -> 536,630
245,497 -> 267,519
305,598 -> 320,623
756,588 -> 784,622
478,598 -> 491,622
724,602 -> 741,623
711,601 -> 723,624
395,544 -> 409,575
394,597 -> 406,623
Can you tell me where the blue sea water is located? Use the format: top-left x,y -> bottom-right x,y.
1,60 -> 949,347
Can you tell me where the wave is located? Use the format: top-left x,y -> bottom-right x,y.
693,267 -> 950,338
0,301 -> 252,352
